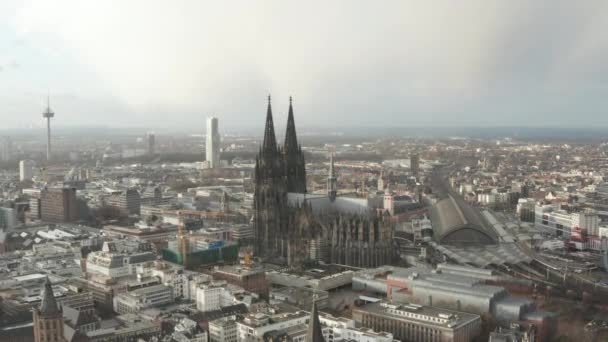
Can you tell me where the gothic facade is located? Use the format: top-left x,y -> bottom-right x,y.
253,96 -> 394,267
253,96 -> 308,263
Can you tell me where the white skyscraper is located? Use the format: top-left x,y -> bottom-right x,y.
19,160 -> 35,182
206,117 -> 220,168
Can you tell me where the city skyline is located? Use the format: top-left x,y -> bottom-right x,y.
1,1 -> 608,129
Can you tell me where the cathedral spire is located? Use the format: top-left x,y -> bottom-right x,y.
283,96 -> 307,193
262,94 -> 277,154
284,96 -> 298,153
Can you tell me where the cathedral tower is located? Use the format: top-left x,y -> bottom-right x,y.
283,96 -> 307,193
254,95 -> 288,259
33,277 -> 66,342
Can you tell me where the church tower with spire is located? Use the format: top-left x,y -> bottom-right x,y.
307,301 -> 325,342
33,277 -> 66,342
283,96 -> 307,193
253,95 -> 288,259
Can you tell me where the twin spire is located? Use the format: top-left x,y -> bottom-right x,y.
262,95 -> 299,155
259,94 -> 307,193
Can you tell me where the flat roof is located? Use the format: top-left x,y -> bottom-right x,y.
14,273 -> 47,282
355,301 -> 480,330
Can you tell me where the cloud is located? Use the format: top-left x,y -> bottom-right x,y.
3,0 -> 608,129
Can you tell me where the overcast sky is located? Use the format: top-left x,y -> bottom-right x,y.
1,1 -> 607,131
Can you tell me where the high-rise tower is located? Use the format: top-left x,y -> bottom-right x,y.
33,277 -> 66,342
147,132 -> 156,155
42,96 -> 55,161
206,117 -> 220,168
410,153 -> 420,178
283,97 -> 307,193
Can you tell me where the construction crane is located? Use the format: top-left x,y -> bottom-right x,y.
176,211 -> 190,268
244,247 -> 253,267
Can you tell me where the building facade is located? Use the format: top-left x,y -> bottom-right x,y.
353,301 -> 481,342
113,284 -> 174,314
41,188 -> 78,223
107,189 -> 141,216
19,160 -> 35,182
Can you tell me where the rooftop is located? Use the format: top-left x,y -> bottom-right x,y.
357,301 -> 480,329
429,194 -> 498,245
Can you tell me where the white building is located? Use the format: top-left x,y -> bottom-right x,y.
206,117 -> 220,168
236,310 -> 309,341
572,211 -> 599,236
195,281 -> 244,312
535,204 -> 600,243
535,203 -> 575,238
209,315 -> 238,342
136,261 -> 191,299
113,284 -> 174,314
319,312 -> 395,342
86,243 -> 156,279
19,160 -> 35,182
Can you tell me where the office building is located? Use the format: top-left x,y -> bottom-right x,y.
147,132 -> 155,155
162,239 -> 239,269
206,116 -> 220,168
516,198 -> 536,223
195,281 -> 240,312
0,207 -> 18,229
319,311 -> 395,342
86,242 -> 156,279
19,159 -> 35,182
410,153 -> 420,178
535,204 -> 599,242
41,188 -> 78,223
236,307 -> 309,341
353,301 -> 481,342
29,197 -> 42,220
107,188 -> 141,215
113,284 -> 174,314
209,264 -> 268,295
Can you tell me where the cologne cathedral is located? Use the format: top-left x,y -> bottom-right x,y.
253,96 -> 394,267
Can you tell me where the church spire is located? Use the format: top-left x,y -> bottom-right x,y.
39,277 -> 61,318
307,300 -> 325,342
262,94 -> 277,154
284,96 -> 298,153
